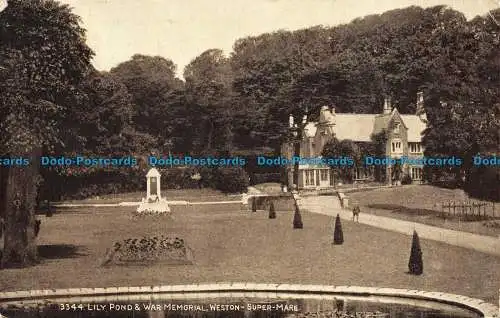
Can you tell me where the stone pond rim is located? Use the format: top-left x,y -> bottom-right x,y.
0,284 -> 497,317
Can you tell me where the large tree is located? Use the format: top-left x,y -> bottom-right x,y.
184,49 -> 234,154
39,70 -> 156,201
110,54 -> 184,147
230,27 -> 331,150
0,0 -> 94,267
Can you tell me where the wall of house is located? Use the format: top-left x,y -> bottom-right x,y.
385,114 -> 409,181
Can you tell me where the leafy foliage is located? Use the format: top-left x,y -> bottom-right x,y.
212,167 -> 249,194
322,138 -> 360,183
0,0 -> 94,267
0,0 -> 94,153
109,54 -> 183,149
184,49 -> 234,153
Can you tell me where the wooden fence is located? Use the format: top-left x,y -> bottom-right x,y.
441,201 -> 497,219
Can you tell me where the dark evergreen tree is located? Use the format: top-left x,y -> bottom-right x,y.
269,202 -> 276,219
408,230 -> 423,275
293,204 -> 303,229
333,214 -> 344,245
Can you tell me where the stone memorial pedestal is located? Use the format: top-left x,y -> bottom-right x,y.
136,168 -> 170,214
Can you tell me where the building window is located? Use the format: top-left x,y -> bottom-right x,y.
409,142 -> 422,153
391,139 -> 402,153
394,123 -> 400,133
411,167 -> 423,180
320,170 -> 328,181
305,170 -> 315,186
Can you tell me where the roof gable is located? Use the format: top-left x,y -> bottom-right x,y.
305,109 -> 426,142
388,109 -> 408,130
332,114 -> 377,142
400,115 -> 426,142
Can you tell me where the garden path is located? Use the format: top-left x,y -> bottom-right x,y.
299,195 -> 500,256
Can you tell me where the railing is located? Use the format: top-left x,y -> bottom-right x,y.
440,201 -> 497,220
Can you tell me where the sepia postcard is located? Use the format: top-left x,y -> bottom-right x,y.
0,0 -> 499,317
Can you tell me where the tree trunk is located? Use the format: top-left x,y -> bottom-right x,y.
0,166 -> 8,255
1,148 -> 41,268
206,119 -> 214,151
0,166 -> 7,218
293,137 -> 301,189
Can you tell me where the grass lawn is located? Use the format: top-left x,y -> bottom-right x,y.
1,202 -> 499,305
348,185 -> 500,237
57,188 -> 241,204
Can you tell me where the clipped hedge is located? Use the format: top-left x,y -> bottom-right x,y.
40,165 -> 250,200
251,194 -> 294,211
212,166 -> 249,194
250,173 -> 282,185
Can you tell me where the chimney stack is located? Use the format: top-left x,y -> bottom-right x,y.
416,91 -> 427,122
383,97 -> 392,114
416,92 -> 424,114
319,105 -> 335,125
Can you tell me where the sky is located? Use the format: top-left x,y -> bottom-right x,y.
59,0 -> 499,78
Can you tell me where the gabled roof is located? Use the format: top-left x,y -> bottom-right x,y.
400,115 -> 426,142
303,109 -> 426,142
333,114 -> 378,142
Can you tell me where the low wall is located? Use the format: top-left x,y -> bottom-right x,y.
247,194 -> 295,211
0,283 -> 497,317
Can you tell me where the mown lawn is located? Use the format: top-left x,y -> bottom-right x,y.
1,202 -> 499,304
348,185 -> 500,237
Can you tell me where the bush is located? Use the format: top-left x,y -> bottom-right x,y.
213,167 -> 249,194
252,194 -> 293,211
408,230 -> 423,275
464,165 -> 499,202
401,174 -> 412,185
269,202 -> 276,219
251,173 -> 282,185
41,162 -> 251,199
333,214 -> 344,244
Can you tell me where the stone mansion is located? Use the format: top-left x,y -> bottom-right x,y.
281,92 -> 428,189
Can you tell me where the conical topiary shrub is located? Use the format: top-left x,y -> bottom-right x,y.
408,230 -> 423,275
251,197 -> 257,212
333,214 -> 344,245
293,204 -> 303,229
269,202 -> 276,219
